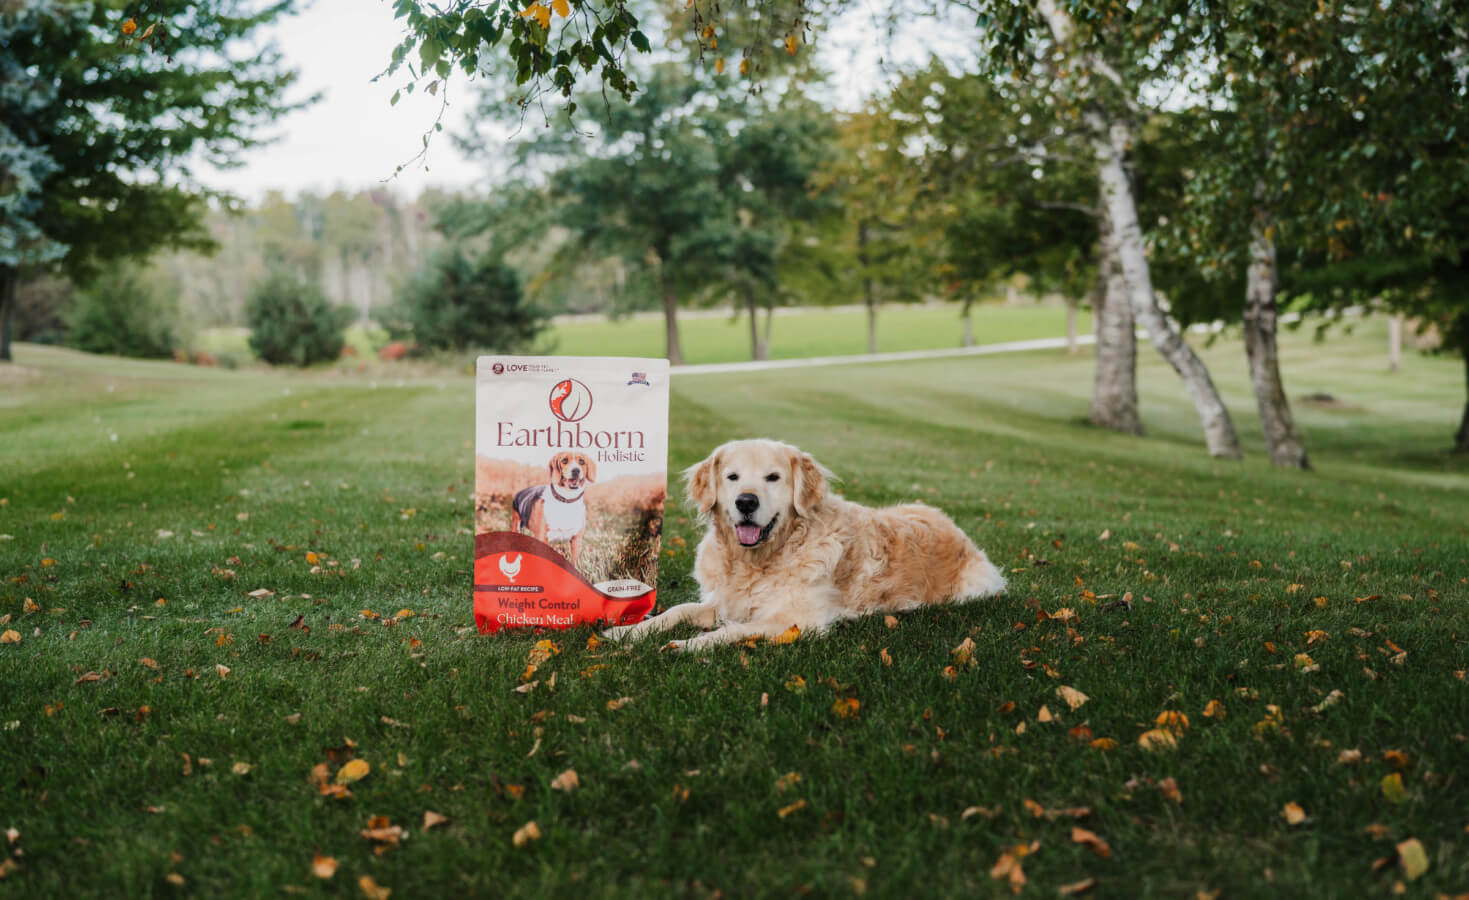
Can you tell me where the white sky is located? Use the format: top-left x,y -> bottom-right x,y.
199,0 -> 976,202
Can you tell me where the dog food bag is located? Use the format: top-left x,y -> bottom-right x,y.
474,356 -> 670,633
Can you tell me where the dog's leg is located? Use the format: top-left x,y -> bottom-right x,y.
602,601 -> 717,642
569,533 -> 582,567
667,620 -> 794,653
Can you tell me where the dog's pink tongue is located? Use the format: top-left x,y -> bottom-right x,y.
736,524 -> 763,546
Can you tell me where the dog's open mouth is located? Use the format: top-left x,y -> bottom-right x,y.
563,477 -> 583,490
735,515 -> 778,548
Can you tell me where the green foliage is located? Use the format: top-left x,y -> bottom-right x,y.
385,247 -> 547,352
244,272 -> 349,366
63,266 -> 179,359
4,0 -> 305,284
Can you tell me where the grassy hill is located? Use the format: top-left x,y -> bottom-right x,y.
1,319 -> 1465,897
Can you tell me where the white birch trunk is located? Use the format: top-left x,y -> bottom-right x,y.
1090,209 -> 1142,434
1243,213 -> 1310,468
1065,297 -> 1079,354
1038,0 -> 1242,458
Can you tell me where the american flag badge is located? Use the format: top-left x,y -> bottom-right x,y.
627,371 -> 650,386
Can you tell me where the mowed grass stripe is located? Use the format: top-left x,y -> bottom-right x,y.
1,324 -> 1467,897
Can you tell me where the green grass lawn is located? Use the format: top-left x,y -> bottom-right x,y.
195,302 -> 1084,367
1,320 -> 1466,898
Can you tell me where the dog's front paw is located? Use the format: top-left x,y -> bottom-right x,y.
664,638 -> 691,653
601,624 -> 634,642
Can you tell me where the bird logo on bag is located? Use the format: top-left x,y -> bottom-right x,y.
499,553 -> 523,583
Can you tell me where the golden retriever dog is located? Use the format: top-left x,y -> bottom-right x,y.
511,451 -> 597,566
603,439 -> 1006,651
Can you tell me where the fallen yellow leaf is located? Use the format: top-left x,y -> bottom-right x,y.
1381,772 -> 1405,804
1090,737 -> 1118,750
311,854 -> 337,879
1154,710 -> 1190,734
1202,699 -> 1224,719
0,630 -> 20,645
337,759 -> 370,784
1071,825 -> 1111,858
550,768 -> 579,792
422,810 -> 448,830
831,697 -> 860,719
1396,838 -> 1429,880
215,664 -> 231,679
232,761 -> 254,776
1138,729 -> 1178,752
1282,802 -> 1306,825
358,875 -> 391,900
777,798 -> 808,818
774,624 -> 801,644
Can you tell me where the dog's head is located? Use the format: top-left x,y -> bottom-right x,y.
549,451 -> 596,494
684,439 -> 833,549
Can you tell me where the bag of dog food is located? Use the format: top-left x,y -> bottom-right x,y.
474,356 -> 670,633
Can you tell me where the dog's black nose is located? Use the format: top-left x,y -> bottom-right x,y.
735,493 -> 759,515
569,468 -> 581,478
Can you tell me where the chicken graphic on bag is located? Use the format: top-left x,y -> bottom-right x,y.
498,553 -> 523,583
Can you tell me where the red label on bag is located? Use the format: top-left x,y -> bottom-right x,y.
473,533 -> 654,634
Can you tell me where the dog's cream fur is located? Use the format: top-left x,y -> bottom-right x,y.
604,439 -> 1006,651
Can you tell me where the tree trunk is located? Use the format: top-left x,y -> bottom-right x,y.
1065,296 -> 1079,354
763,304 -> 774,354
0,265 -> 16,363
1388,314 -> 1402,372
1039,0 -> 1242,459
961,295 -> 976,347
1090,210 -> 1142,435
858,220 -> 878,354
661,274 -> 684,366
1244,213 -> 1310,468
1456,313 -> 1469,454
745,283 -> 768,361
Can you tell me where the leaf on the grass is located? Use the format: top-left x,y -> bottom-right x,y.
1396,838 -> 1429,880
1024,798 -> 1045,818
513,680 -> 539,694
880,648 -> 893,667
1311,690 -> 1344,714
1202,699 -> 1224,719
1154,710 -> 1189,734
232,761 -> 254,776
1138,729 -> 1177,752
1056,685 -> 1089,711
247,589 -> 274,599
1363,823 -> 1391,839
1037,705 -> 1054,723
215,664 -> 230,679
550,769 -> 579,792
1282,802 -> 1306,825
512,820 -> 542,848
606,696 -> 633,710
942,665 -> 959,681
775,771 -> 802,793
774,624 -> 801,644
358,875 -> 391,900
423,810 -> 448,830
952,637 -> 976,667
988,845 -> 1031,894
883,615 -> 899,629
1058,877 -> 1097,896
0,858 -> 19,879
311,854 -> 337,879
1381,772 -> 1405,804
1090,737 -> 1117,750
337,759 -> 370,784
1159,777 -> 1183,804
777,798 -> 808,818
1071,826 -> 1111,858
1382,750 -> 1411,770
831,697 -> 860,718
361,816 -> 403,846
74,671 -> 102,683
0,631 -> 16,646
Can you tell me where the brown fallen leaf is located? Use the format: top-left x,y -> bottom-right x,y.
164,873 -> 185,887
1071,826 -> 1111,858
1154,710 -> 1190,734
989,845 -> 1029,894
1382,750 -> 1411,770
1363,823 -> 1392,840
550,769 -> 580,792
1282,802 -> 1306,825
74,671 -> 103,684
1024,798 -> 1046,818
215,664 -> 230,679
361,817 -> 403,846
777,798 -> 808,818
774,624 -> 801,644
311,854 -> 337,879
1056,685 -> 1089,711
879,648 -> 893,667
231,761 -> 254,776
606,696 -> 633,710
952,637 -> 976,667
884,615 -> 899,629
0,858 -> 16,879
1037,705 -> 1055,723
1202,699 -> 1224,719
1090,737 -> 1118,751
512,820 -> 542,848
0,630 -> 22,645
423,810 -> 448,830
358,875 -> 391,900
139,657 -> 160,670
1058,877 -> 1097,896
775,771 -> 802,793
831,697 -> 860,718
1159,777 -> 1183,805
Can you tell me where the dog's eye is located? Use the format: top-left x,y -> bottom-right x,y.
725,472 -> 739,482
765,473 -> 780,482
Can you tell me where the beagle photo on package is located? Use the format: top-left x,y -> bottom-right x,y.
512,451 -> 597,565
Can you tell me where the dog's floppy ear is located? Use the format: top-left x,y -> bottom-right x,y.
792,451 -> 833,518
683,450 -> 720,518
547,453 -> 561,481
584,455 -> 597,484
